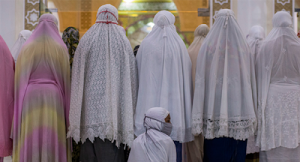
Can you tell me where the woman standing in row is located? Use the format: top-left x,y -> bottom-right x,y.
67,4 -> 137,162
256,11 -> 300,162
12,14 -> 71,162
62,27 -> 81,162
183,24 -> 210,162
192,9 -> 257,161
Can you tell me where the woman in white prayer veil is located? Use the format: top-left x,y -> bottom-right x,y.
256,11 -> 300,162
10,30 -> 32,62
135,10 -> 193,161
128,107 -> 176,162
68,4 -> 137,162
245,25 -> 265,155
246,25 -> 265,61
183,24 -> 209,162
192,9 -> 257,161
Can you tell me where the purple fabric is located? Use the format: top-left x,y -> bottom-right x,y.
13,14 -> 71,161
0,36 -> 14,157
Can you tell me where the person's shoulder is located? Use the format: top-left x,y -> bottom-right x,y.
156,134 -> 174,144
131,134 -> 145,148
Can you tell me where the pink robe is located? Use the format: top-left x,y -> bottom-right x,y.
12,14 -> 71,162
0,36 -> 14,158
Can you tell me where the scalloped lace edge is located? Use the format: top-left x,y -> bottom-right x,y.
192,118 -> 257,140
67,125 -> 134,148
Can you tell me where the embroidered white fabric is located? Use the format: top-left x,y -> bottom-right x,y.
192,9 -> 257,140
67,4 -> 138,148
256,11 -> 300,151
135,11 -> 194,143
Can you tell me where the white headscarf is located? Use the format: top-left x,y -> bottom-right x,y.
245,25 -> 265,154
11,30 -> 32,62
135,10 -> 193,143
192,9 -> 256,140
188,24 -> 210,89
256,11 -> 300,151
128,107 -> 176,162
246,25 -> 265,61
68,4 -> 138,147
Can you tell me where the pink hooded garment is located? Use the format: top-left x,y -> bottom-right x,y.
12,14 -> 71,162
0,36 -> 14,158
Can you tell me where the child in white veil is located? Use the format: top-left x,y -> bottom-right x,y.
128,107 -> 176,162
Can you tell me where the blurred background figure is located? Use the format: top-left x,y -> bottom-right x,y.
183,24 -> 209,162
133,45 -> 140,57
10,30 -> 32,63
62,26 -> 81,162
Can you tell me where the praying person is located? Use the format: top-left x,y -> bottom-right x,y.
128,107 -> 176,162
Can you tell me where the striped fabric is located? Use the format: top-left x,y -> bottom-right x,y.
12,14 -> 71,162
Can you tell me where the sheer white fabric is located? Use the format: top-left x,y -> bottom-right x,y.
135,11 -> 193,143
67,4 -> 138,147
128,107 -> 176,162
246,25 -> 265,154
246,25 -> 265,61
256,11 -> 300,151
192,9 -> 257,140
11,30 -> 32,62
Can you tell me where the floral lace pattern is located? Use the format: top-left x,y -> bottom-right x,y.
257,86 -> 300,151
68,5 -> 137,148
192,115 -> 256,140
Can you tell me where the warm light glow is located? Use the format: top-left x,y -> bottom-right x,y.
130,14 -> 138,17
124,0 -> 134,3
147,22 -> 155,28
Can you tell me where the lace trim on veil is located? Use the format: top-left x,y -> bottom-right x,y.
68,124 -> 134,148
192,116 -> 256,140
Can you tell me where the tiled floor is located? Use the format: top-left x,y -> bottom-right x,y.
3,156 -> 12,162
